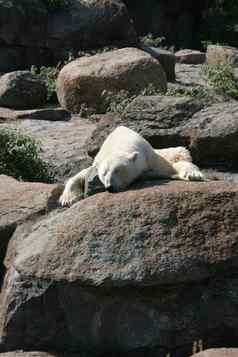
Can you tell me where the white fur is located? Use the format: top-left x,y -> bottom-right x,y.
59,126 -> 204,206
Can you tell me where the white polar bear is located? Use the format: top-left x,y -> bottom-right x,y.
59,126 -> 204,206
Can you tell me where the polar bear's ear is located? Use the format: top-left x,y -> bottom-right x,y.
127,151 -> 139,162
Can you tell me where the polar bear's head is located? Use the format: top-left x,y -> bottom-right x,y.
97,151 -> 140,192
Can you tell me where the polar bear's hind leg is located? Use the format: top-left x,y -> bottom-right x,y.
172,161 -> 204,181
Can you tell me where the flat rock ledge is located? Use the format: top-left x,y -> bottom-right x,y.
1,181 -> 238,354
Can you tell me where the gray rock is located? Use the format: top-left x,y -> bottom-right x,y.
0,116 -> 96,182
0,71 -> 47,109
0,106 -> 70,121
86,97 -> 238,167
1,181 -> 238,354
175,49 -> 206,64
141,45 -> 176,81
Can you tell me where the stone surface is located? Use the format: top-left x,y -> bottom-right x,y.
0,175 -> 62,284
0,116 -> 96,182
1,181 -> 238,354
0,107 -> 70,121
125,0 -> 205,49
206,45 -> 238,66
87,97 -> 238,167
0,71 -> 47,109
56,47 -> 167,113
175,64 -> 208,87
175,49 -> 206,64
0,0 -> 137,72
141,45 -> 176,81
191,349 -> 238,357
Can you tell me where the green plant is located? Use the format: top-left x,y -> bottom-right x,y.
42,0 -> 69,11
0,128 -> 54,183
202,63 -> 238,98
101,89 -> 135,117
166,86 -> 211,100
30,52 -> 75,102
140,33 -> 166,47
31,64 -> 61,102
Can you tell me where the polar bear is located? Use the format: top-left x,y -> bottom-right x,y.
59,126 -> 204,206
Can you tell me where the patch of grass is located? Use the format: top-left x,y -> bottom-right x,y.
202,63 -> 238,98
166,86 -> 211,100
0,128 -> 54,183
140,33 -> 166,47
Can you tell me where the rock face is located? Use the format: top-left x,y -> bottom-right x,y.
175,49 -> 206,64
0,0 -> 137,72
0,71 -> 47,109
0,175 -> 62,284
141,46 -> 176,81
1,116 -> 96,182
206,45 -> 238,66
56,47 -> 167,113
191,349 -> 238,357
87,97 -> 238,167
1,181 -> 238,354
124,0 -> 206,49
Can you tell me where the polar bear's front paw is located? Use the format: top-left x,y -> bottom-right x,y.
59,189 -> 75,207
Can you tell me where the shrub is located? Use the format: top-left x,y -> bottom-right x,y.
0,128 -> 54,183
30,52 -> 74,102
140,33 -> 166,47
202,63 -> 238,98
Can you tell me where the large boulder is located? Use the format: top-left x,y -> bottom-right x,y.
86,97 -> 238,167
206,45 -> 238,66
0,0 -> 137,72
0,71 -> 47,109
1,181 -> 238,355
0,175 -> 62,284
56,47 -> 167,113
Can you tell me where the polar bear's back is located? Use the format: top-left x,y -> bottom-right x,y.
95,126 -> 153,162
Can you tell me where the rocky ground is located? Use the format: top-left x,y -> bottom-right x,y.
1,31 -> 238,357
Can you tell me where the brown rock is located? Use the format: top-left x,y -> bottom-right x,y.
1,181 -> 238,353
175,49 -> 206,64
206,45 -> 238,66
12,180 -> 238,285
0,175 -> 62,283
191,348 -> 238,357
56,47 -> 167,113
